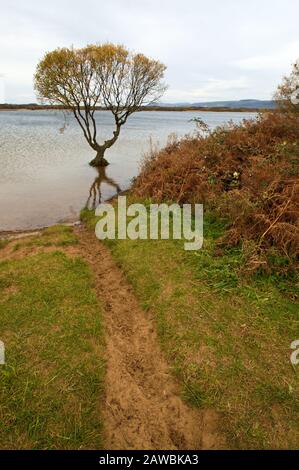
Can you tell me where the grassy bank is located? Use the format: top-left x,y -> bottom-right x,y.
119,111 -> 298,449
81,203 -> 299,449
0,226 -> 105,449
134,111 -> 299,275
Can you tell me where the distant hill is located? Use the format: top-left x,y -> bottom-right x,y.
158,99 -> 276,109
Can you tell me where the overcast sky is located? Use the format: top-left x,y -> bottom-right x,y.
1,0 -> 299,103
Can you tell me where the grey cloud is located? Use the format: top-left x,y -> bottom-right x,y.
1,0 -> 299,103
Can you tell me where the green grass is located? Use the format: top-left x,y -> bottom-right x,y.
12,225 -> 79,251
81,206 -> 299,449
0,228 -> 105,449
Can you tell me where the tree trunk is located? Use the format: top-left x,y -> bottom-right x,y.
89,149 -> 109,167
89,123 -> 121,166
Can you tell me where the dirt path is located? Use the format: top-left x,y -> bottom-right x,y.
76,226 -> 223,450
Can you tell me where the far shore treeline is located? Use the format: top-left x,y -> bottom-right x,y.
0,103 -> 274,112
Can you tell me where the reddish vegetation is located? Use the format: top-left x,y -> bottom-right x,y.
133,112 -> 299,273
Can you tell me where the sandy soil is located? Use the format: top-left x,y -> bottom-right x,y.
76,226 -> 223,450
0,225 -> 224,449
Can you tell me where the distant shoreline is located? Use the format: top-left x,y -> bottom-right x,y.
0,105 -> 264,113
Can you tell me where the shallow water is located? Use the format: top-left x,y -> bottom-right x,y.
0,110 -> 256,230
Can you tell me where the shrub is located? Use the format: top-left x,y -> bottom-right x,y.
133,112 -> 299,274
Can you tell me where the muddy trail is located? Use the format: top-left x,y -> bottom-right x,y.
76,226 -> 223,450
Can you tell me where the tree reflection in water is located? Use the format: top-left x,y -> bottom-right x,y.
85,166 -> 121,210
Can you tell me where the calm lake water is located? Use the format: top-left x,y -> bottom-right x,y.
0,110 -> 256,231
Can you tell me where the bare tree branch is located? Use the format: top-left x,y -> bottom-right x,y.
34,43 -> 167,166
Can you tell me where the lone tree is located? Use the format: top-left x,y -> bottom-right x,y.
34,44 -> 166,166
275,59 -> 299,114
